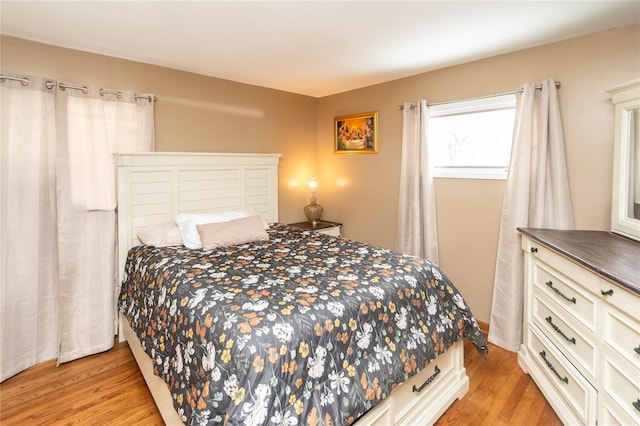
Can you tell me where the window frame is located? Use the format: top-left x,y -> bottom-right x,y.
429,93 -> 516,180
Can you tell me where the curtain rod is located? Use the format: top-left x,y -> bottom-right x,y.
0,73 -> 156,103
399,81 -> 561,110
0,74 -> 29,86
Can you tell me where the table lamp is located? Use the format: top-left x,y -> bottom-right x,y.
304,175 -> 323,226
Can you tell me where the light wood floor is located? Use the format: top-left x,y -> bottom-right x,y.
1,339 -> 561,426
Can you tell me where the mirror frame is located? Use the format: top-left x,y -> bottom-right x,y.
609,80 -> 640,242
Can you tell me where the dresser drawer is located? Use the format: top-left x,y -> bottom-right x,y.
601,350 -> 640,424
532,290 -> 597,381
603,302 -> 640,368
393,342 -> 456,424
527,326 -> 597,424
531,258 -> 597,332
599,282 -> 640,331
600,394 -> 638,426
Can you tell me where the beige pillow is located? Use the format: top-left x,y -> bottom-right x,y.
137,222 -> 183,247
197,215 -> 269,249
176,208 -> 269,249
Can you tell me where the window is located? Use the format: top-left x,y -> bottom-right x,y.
429,94 -> 516,179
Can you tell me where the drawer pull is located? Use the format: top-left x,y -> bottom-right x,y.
634,399 -> 640,412
539,350 -> 569,384
600,288 -> 614,296
412,365 -> 441,393
530,247 -> 538,253
545,281 -> 576,304
634,345 -> 640,355
545,316 -> 576,344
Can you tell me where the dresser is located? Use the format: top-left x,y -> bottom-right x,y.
288,220 -> 342,237
517,228 -> 640,426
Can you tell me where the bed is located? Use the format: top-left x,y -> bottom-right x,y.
116,152 -> 487,426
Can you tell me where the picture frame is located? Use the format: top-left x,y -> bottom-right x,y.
334,111 -> 378,154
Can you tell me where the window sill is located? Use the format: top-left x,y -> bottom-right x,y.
433,167 -> 508,180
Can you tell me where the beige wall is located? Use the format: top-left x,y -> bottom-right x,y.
3,25 -> 639,323
317,25 -> 640,322
0,36 -> 319,224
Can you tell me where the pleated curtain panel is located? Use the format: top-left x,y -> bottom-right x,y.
1,74 -> 155,381
488,79 -> 574,352
396,99 -> 439,264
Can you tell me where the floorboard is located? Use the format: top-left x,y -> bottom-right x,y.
1,339 -> 561,425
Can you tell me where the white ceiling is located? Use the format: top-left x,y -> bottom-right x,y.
2,1 -> 639,97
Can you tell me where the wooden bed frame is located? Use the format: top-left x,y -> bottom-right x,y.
116,152 -> 469,425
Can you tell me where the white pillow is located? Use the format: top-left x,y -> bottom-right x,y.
175,208 -> 267,249
137,222 -> 183,247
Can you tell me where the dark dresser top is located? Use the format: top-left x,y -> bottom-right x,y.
518,228 -> 640,295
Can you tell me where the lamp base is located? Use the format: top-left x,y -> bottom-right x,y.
304,203 -> 323,225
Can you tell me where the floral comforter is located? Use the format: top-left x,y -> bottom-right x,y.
119,224 -> 487,426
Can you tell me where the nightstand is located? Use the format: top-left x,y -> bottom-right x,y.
288,220 -> 342,237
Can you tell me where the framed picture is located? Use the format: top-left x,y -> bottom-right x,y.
334,111 -> 378,154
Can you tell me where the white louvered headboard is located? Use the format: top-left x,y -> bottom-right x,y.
116,152 -> 281,284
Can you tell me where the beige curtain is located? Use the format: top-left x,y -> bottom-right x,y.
55,86 -> 155,363
396,100 -> 439,264
1,75 -> 155,379
1,76 -> 59,381
488,79 -> 574,352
